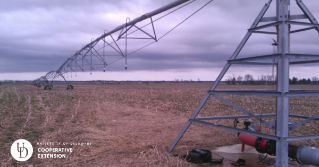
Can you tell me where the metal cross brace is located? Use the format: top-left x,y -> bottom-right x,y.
102,36 -> 125,57
168,0 -> 273,154
211,94 -> 271,126
169,2 -> 319,166
290,112 -> 319,130
296,0 -> 319,33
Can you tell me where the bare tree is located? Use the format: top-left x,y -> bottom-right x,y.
244,74 -> 254,81
237,75 -> 243,82
312,76 -> 318,85
244,74 -> 254,84
237,75 -> 243,84
226,77 -> 232,85
259,75 -> 267,81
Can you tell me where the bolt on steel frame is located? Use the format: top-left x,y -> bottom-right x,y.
168,0 -> 319,166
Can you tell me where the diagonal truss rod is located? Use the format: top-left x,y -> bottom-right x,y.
290,112 -> 319,130
73,57 -> 85,71
58,41 -> 99,73
296,0 -> 319,33
211,0 -> 272,90
119,17 -> 158,41
150,17 -> 157,41
118,24 -> 134,40
169,1 -> 319,166
102,36 -> 124,57
121,25 -> 157,40
35,0 -> 209,84
91,47 -> 107,64
54,0 -> 192,76
211,94 -> 270,126
169,0 -> 273,153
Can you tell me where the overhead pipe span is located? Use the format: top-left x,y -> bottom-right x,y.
56,0 -> 192,74
34,0 -> 201,89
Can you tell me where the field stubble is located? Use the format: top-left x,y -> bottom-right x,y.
0,83 -> 318,166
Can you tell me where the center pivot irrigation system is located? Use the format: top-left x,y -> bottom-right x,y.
33,0 -> 319,166
32,0 -> 211,89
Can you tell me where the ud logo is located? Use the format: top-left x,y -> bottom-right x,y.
17,142 -> 28,158
11,139 -> 33,161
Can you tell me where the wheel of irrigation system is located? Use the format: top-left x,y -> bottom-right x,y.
66,85 -> 73,90
44,85 -> 52,90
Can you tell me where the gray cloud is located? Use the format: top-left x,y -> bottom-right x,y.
0,0 -> 319,77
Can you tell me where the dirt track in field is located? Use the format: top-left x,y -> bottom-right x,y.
0,83 -> 319,166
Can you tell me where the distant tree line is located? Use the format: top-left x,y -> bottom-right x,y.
289,76 -> 319,85
226,74 -> 319,85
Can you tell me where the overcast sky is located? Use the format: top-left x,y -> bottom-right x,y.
1,0 -> 319,81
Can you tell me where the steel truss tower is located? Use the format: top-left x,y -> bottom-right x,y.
169,0 -> 319,166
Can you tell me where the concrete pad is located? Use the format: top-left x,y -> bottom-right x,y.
209,144 -> 308,167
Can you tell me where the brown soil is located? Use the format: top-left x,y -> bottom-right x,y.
0,83 -> 318,166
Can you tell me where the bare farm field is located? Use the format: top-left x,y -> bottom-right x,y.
1,83 -> 319,166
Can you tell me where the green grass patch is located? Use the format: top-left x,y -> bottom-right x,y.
3,110 -> 9,115
31,95 -> 36,105
55,114 -> 65,122
41,96 -> 50,107
8,92 -> 17,106
18,94 -> 26,107
6,133 -> 14,142
23,130 -> 41,139
96,123 -> 105,131
58,94 -> 74,101
14,118 -> 25,127
0,93 -> 7,104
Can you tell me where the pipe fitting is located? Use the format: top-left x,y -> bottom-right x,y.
296,144 -> 319,166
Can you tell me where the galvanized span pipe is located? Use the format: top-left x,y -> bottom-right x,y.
56,0 -> 192,73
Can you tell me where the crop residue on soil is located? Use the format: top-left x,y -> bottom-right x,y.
0,83 -> 318,166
